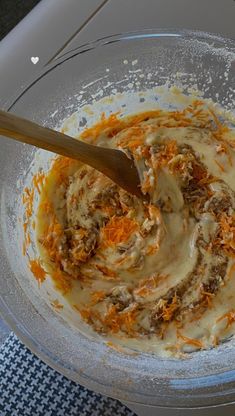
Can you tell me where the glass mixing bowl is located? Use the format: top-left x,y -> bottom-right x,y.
1,30 -> 235,409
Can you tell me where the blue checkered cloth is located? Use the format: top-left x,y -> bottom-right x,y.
0,333 -> 136,416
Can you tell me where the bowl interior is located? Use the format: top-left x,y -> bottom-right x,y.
1,30 -> 235,408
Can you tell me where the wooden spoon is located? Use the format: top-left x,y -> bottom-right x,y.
0,109 -> 143,198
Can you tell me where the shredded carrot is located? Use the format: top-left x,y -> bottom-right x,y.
106,341 -> 123,352
201,290 -> 215,309
217,213 -> 235,257
146,241 -> 160,255
80,112 -> 121,140
215,159 -> 225,172
209,108 -> 223,129
212,335 -> 219,347
79,109 -> 187,142
26,232 -> 31,246
216,142 -> 233,168
22,241 -> 26,256
51,299 -> 63,310
52,156 -> 74,172
134,274 -> 159,297
51,269 -> 72,294
23,222 -> 28,233
160,294 -> 179,322
118,126 -> 145,150
198,175 -> 218,185
22,186 -> 35,220
177,330 -> 204,349
51,156 -> 76,185
106,341 -> 126,353
74,305 -> 91,322
148,204 -> 162,222
103,304 -> 137,335
38,199 -> 53,215
91,291 -> 106,305
40,215 -> 64,262
101,216 -> 138,246
141,171 -> 151,193
152,140 -> 178,170
104,305 -> 121,333
134,286 -> 151,297
121,308 -> 137,334
115,255 -> 130,266
29,259 -> 46,284
32,171 -> 45,194
106,341 -> 139,355
217,309 -> 235,328
95,265 -> 117,279
192,99 -> 204,108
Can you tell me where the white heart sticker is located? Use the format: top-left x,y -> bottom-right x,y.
31,57 -> 39,65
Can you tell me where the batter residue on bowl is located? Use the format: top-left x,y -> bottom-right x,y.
27,98 -> 235,356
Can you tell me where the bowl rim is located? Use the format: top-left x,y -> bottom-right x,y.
4,28 -> 235,112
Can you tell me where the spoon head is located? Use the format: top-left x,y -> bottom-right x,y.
99,148 -> 144,199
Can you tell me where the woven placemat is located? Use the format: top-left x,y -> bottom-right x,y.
0,333 -> 136,416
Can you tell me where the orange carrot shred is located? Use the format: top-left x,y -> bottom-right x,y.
101,216 -> 138,246
177,330 -> 204,348
29,259 -> 46,284
217,309 -> 235,328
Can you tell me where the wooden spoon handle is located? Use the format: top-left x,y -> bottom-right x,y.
0,109 -> 108,166
0,109 -> 143,198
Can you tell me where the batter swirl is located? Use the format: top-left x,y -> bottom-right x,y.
34,100 -> 235,356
